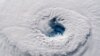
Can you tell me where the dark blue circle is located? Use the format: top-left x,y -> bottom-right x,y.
47,16 -> 65,37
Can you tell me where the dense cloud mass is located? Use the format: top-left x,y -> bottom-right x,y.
0,0 -> 100,56
31,8 -> 91,56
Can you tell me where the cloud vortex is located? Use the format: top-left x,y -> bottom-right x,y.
29,8 -> 91,56
0,8 -> 91,56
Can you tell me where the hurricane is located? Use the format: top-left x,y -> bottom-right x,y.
0,0 -> 100,56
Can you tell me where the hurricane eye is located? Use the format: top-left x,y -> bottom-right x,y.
48,16 -> 65,37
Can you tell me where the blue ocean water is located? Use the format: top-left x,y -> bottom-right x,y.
47,16 -> 65,37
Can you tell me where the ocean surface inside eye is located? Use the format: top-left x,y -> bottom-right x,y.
47,16 -> 65,37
